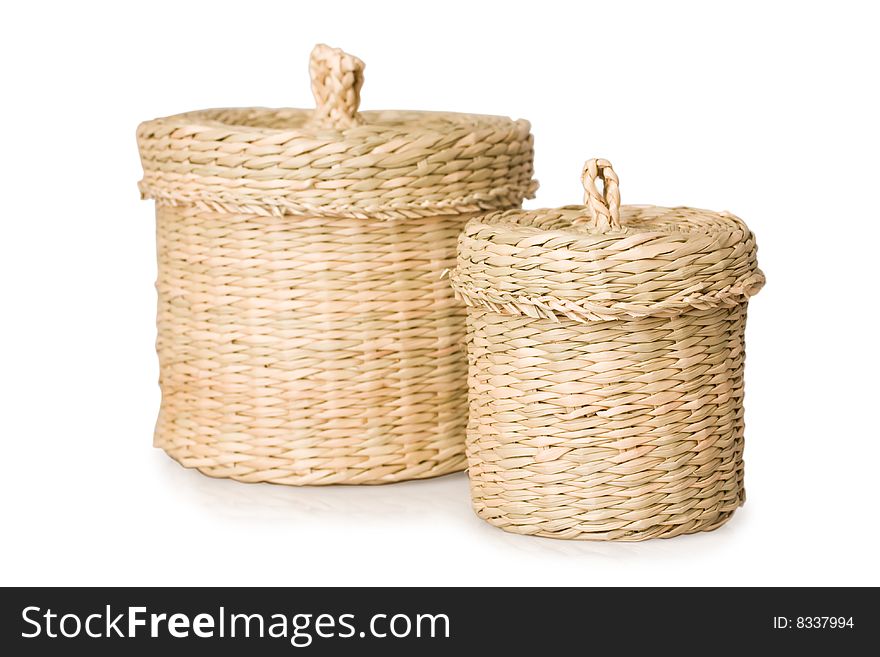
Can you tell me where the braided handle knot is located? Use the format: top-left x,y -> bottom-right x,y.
577,158 -> 622,231
308,44 -> 365,129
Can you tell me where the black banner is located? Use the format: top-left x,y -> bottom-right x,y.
1,587 -> 874,654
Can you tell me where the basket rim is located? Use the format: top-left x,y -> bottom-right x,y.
451,203 -> 764,322
136,107 -> 537,220
141,107 -> 530,138
463,203 -> 751,238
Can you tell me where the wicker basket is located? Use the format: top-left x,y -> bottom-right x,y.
137,45 -> 536,485
451,158 -> 764,539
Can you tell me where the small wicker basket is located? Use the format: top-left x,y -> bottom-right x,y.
451,158 -> 764,539
137,45 -> 536,485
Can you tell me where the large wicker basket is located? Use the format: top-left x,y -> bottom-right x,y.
451,158 -> 763,539
137,45 -> 536,485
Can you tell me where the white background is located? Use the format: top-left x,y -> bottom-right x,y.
2,0 -> 878,587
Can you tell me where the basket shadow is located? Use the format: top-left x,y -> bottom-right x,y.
155,450 -> 742,563
155,451 -> 473,522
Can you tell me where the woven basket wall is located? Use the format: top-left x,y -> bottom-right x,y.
137,45 -> 536,485
451,159 -> 764,539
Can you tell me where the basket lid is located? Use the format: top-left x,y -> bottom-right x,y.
451,158 -> 764,321
137,44 -> 536,219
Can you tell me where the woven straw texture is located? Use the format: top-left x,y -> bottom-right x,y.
452,159 -> 764,539
139,45 -> 535,485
